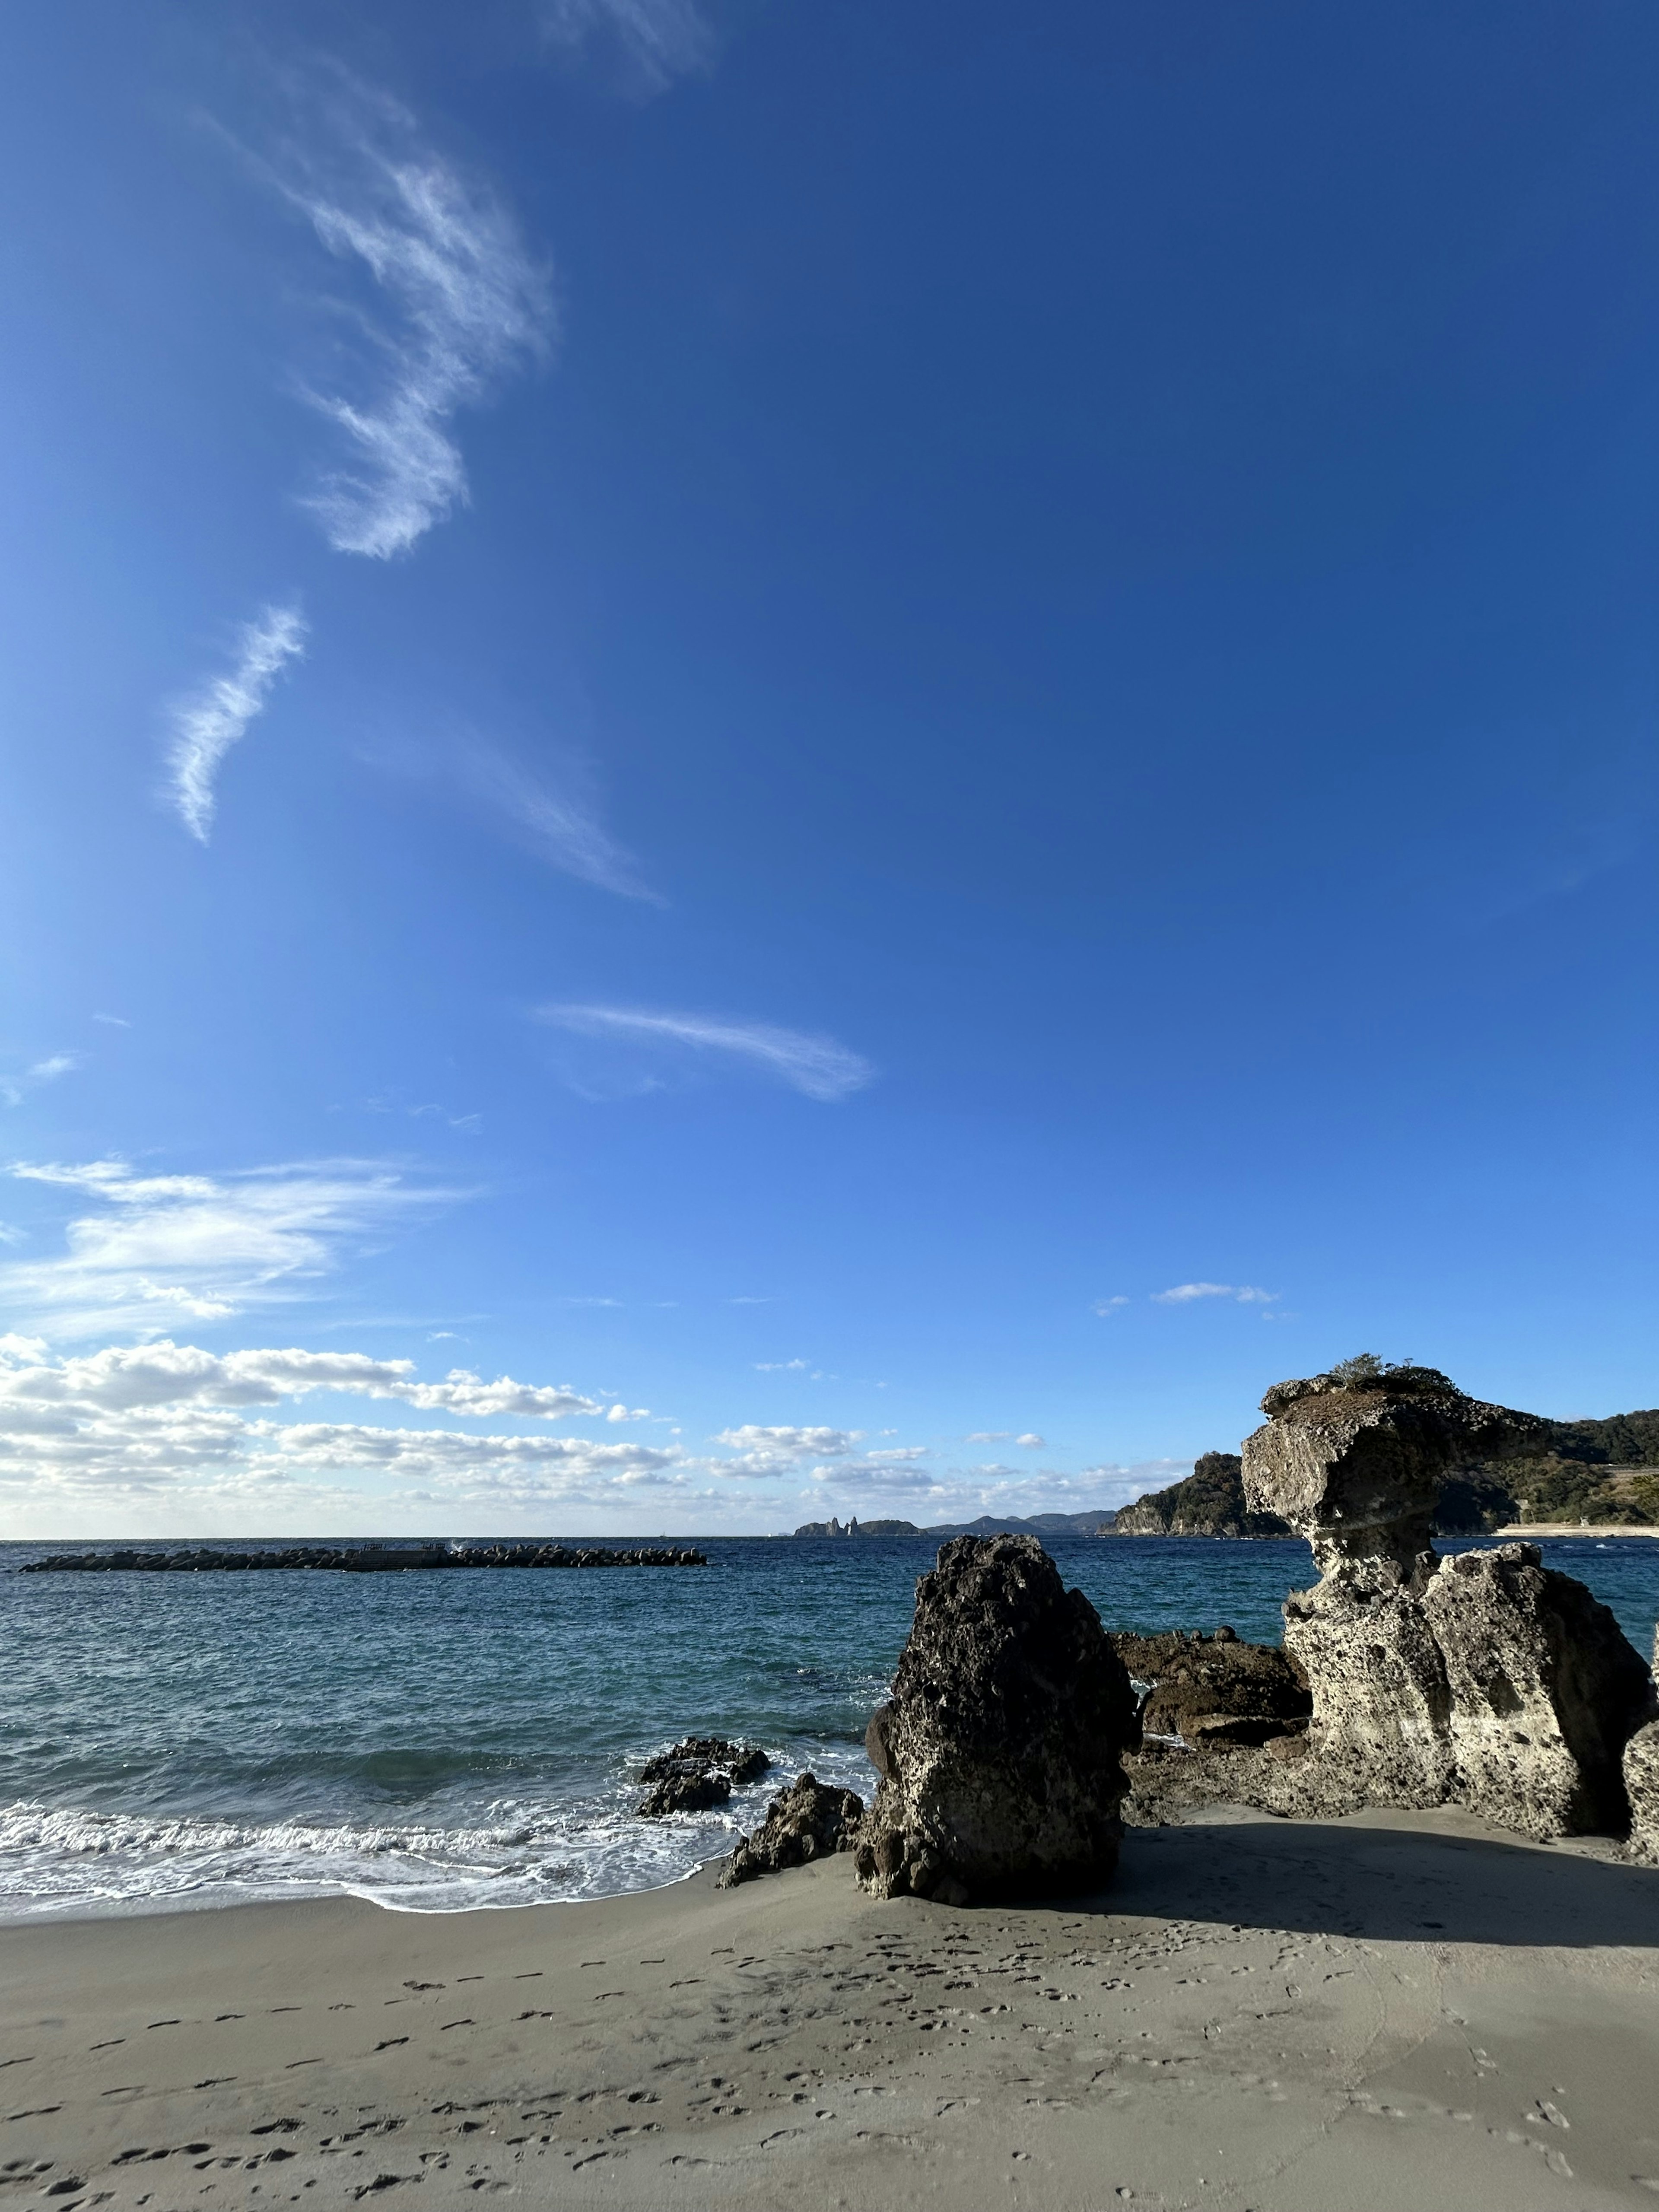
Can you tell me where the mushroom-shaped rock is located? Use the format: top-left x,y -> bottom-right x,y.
855,1535 -> 1138,1904
1243,1363 -> 1544,1573
1234,1361 -> 1655,1838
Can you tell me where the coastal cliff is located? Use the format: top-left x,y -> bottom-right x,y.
1114,1452 -> 1291,1538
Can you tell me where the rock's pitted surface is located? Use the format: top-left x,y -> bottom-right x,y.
718,1774 -> 865,1886
854,1535 -> 1138,1904
1274,1558 -> 1456,1811
1111,1627 -> 1310,1749
1423,1545 -> 1653,1836
1235,1363 -> 1656,1838
1625,1643 -> 1659,1865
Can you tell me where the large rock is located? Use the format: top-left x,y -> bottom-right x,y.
1423,1545 -> 1653,1837
854,1535 -> 1138,1904
718,1773 -> 865,1887
1239,1362 -> 1656,1838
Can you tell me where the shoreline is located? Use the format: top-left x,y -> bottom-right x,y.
4,1806 -> 1656,2210
1487,1522 -> 1659,1540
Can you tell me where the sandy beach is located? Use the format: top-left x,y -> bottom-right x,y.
3,1807 -> 1656,2212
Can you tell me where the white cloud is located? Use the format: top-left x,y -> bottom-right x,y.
965,1429 -> 1010,1443
536,1004 -> 874,1102
539,0 -> 712,92
0,1334 -> 678,1532
165,603 -> 307,842
802,1459 -> 1191,1520
1092,1295 -> 1130,1316
709,1422 -> 862,1475
1016,1433 -> 1046,1448
0,1340 -> 608,1420
0,1054 -> 83,1109
1151,1282 -> 1277,1306
0,1159 -> 456,1340
92,1014 -> 131,1028
454,742 -> 657,901
256,72 -> 552,558
755,1358 -> 808,1372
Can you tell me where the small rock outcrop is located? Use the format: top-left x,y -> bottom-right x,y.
635,1736 -> 770,1818
1241,1359 -> 1656,1837
853,1535 -> 1138,1904
641,1737 -> 770,1787
718,1774 -> 865,1886
1111,1627 -> 1310,1749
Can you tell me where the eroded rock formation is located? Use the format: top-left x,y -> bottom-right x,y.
853,1535 -> 1138,1904
1240,1361 -> 1656,1837
718,1773 -> 865,1886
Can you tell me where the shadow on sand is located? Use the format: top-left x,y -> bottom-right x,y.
1051,1813 -> 1659,1950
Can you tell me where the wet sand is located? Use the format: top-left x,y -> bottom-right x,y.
3,1807 -> 1657,2210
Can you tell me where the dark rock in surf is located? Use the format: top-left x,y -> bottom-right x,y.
854,1535 -> 1138,1905
636,1768 -> 732,1817
640,1737 -> 770,1788
718,1773 -> 865,1886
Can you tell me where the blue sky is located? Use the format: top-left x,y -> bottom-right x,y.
2,0 -> 1657,1536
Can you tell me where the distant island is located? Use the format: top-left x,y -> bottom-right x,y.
793,1510 -> 1117,1538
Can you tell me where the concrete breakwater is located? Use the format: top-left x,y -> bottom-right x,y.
20,1542 -> 708,1574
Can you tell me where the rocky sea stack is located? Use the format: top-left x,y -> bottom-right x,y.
1241,1358 -> 1657,1837
854,1534 -> 1139,1904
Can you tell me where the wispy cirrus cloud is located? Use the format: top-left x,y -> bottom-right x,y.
456,742 -> 658,900
539,0 -> 713,93
165,603 -> 307,842
536,1004 -> 874,1102
1151,1282 -> 1277,1306
0,1159 -> 458,1340
251,70 -> 552,559
0,1055 -> 83,1110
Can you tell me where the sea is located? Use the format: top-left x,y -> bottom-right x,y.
3,1533 -> 1655,1923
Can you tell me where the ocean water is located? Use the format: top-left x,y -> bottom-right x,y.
2,1534 -> 1655,1923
